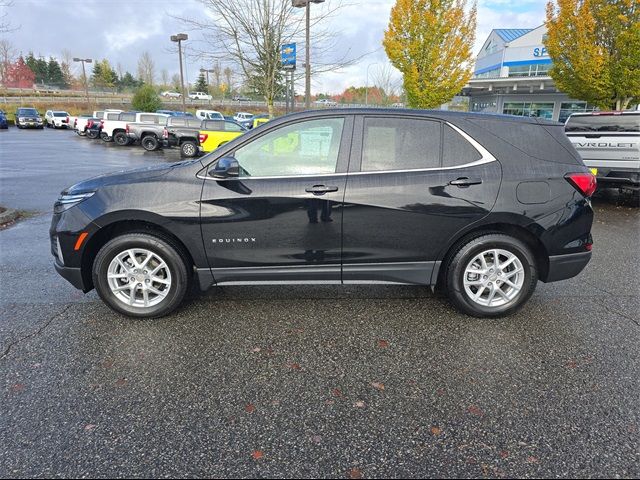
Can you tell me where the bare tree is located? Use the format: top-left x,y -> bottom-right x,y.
223,66 -> 233,93
0,38 -> 15,85
160,68 -> 169,87
137,51 -> 155,85
171,73 -> 181,91
59,49 -> 76,87
212,62 -> 221,90
370,63 -> 402,104
174,0 -> 359,115
1,1 -> 17,34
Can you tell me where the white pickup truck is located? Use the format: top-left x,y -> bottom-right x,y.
74,109 -> 123,136
100,112 -> 170,144
565,111 -> 640,200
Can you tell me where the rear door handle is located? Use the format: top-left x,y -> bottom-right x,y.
305,185 -> 339,195
449,177 -> 482,187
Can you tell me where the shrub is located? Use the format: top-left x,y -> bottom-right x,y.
132,84 -> 162,112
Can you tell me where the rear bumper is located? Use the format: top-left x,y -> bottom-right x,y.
54,262 -> 87,291
543,251 -> 592,283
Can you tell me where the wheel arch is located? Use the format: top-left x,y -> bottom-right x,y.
81,216 -> 196,292
434,220 -> 550,288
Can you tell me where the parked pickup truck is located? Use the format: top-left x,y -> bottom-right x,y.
565,111 -> 640,199
74,109 -> 122,136
101,112 -> 169,144
162,117 -> 204,157
126,117 -> 176,151
198,120 -> 247,154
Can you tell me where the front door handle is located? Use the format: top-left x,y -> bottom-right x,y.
305,185 -> 339,195
449,177 -> 482,187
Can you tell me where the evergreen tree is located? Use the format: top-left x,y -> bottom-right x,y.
47,57 -> 66,88
194,72 -> 208,92
132,84 -> 162,112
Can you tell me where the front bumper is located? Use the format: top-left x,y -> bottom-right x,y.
54,262 -> 87,291
544,251 -> 592,283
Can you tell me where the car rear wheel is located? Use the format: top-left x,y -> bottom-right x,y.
445,233 -> 538,318
93,233 -> 190,318
114,132 -> 130,146
141,135 -> 160,151
87,129 -> 99,139
180,140 -> 198,157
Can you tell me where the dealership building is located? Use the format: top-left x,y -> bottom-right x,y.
463,25 -> 597,122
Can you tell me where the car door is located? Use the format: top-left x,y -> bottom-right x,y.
200,115 -> 353,284
341,115 -> 502,285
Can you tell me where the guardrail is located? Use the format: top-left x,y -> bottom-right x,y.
0,95 -> 391,110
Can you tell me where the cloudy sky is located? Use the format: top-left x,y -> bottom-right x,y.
4,0 -> 546,94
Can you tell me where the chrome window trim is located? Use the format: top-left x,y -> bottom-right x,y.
199,121 -> 496,180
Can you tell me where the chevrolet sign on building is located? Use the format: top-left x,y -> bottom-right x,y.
463,25 -> 597,122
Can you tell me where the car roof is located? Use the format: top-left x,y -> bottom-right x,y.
272,107 -> 562,126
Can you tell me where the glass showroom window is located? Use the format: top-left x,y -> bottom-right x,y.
471,98 -> 498,113
474,68 -> 501,79
508,63 -> 551,77
559,102 -> 598,123
503,102 -> 554,119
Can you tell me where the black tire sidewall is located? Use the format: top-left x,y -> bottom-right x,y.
446,234 -> 538,318
114,132 -> 129,146
142,135 -> 159,151
92,233 -> 190,318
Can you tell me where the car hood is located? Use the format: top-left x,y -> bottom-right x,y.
62,159 -> 201,195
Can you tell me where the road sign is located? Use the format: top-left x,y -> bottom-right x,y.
281,43 -> 296,70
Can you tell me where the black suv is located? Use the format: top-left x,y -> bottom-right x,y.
15,107 -> 44,129
51,109 -> 595,318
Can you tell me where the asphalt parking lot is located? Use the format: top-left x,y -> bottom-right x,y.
1,127 -> 639,478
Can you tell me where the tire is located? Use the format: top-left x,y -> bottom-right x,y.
87,129 -> 99,139
445,233 -> 538,318
92,233 -> 191,318
141,135 -> 160,151
180,140 -> 198,157
100,132 -> 112,142
113,132 -> 130,146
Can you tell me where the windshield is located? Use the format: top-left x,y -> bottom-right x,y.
18,108 -> 38,116
565,114 -> 639,133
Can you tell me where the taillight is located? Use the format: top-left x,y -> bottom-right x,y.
565,172 -> 597,197
66,116 -> 69,123
162,128 -> 168,138
198,133 -> 208,144
87,120 -> 94,128
125,124 -> 129,133
74,118 -> 77,127
99,119 -> 104,128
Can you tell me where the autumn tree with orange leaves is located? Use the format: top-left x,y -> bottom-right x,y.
545,0 -> 640,110
383,0 -> 476,109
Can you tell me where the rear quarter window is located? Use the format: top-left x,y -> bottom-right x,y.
469,118 -> 579,163
442,125 -> 482,167
119,113 -> 136,122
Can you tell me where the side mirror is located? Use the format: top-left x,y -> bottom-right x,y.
211,157 -> 240,179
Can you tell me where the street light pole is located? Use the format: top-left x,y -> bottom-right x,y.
170,33 -> 188,113
293,0 -> 324,109
365,62 -> 378,106
73,57 -> 92,104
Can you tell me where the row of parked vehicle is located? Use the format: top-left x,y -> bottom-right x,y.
45,108 -> 269,157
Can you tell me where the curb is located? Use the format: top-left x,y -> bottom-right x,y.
0,208 -> 19,225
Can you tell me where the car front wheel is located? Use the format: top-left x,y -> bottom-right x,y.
100,132 -> 112,142
445,233 -> 538,318
92,233 -> 190,318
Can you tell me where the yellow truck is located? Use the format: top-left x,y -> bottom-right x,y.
198,120 -> 247,153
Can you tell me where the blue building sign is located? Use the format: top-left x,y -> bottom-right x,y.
281,43 -> 296,70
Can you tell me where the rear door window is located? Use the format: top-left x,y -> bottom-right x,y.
361,117 -> 441,171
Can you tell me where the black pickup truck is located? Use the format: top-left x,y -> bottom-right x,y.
161,118 -> 203,157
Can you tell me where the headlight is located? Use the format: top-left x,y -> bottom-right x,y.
54,192 -> 95,214
18,117 -> 25,121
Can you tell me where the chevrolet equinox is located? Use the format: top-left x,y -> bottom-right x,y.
51,109 -> 595,318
